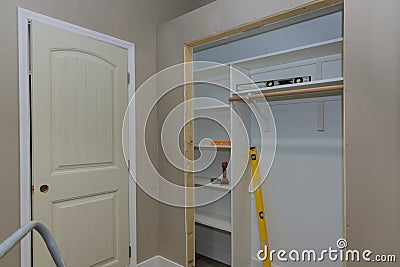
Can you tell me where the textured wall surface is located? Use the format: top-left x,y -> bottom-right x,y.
344,0 -> 400,265
0,0 -> 214,266
157,0 -> 400,265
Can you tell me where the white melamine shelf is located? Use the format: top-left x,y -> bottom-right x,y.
194,144 -> 231,150
195,210 -> 232,232
194,63 -> 230,73
195,176 -> 231,191
194,105 -> 230,112
234,38 -> 343,70
235,77 -> 343,95
194,64 -> 231,82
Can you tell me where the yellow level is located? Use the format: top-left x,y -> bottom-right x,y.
250,146 -> 271,267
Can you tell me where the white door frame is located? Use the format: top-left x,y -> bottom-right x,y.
18,7 -> 137,267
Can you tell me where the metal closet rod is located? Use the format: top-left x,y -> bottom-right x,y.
229,84 -> 344,102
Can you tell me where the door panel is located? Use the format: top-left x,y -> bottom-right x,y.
52,51 -> 115,171
52,192 -> 116,266
31,21 -> 129,267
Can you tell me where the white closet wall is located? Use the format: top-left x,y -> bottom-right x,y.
250,97 -> 343,267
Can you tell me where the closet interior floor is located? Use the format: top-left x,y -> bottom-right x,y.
195,254 -> 230,267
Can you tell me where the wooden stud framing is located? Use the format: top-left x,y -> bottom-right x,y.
184,45 -> 195,267
183,1 -> 344,266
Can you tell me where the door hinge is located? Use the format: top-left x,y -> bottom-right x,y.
128,159 -> 131,170
31,185 -> 34,194
129,245 -> 132,258
127,72 -> 130,85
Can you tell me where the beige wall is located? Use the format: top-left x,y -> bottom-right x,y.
0,0 -> 214,266
157,0 -> 400,265
344,0 -> 400,265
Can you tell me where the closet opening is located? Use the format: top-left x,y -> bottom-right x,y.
188,3 -> 345,266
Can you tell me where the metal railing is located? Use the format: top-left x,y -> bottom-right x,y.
0,221 -> 66,267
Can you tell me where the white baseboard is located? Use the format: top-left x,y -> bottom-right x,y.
138,255 -> 278,267
137,255 -> 183,267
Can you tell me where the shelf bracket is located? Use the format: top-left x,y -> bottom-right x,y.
249,98 -> 269,132
317,101 -> 324,132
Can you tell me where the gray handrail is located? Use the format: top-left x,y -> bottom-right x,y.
0,221 -> 66,267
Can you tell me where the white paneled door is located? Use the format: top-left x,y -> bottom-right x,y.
31,21 -> 129,267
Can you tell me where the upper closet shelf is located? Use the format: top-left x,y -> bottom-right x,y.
194,144 -> 231,150
234,38 -> 343,71
194,64 -> 230,82
194,104 -> 230,112
193,38 -> 343,76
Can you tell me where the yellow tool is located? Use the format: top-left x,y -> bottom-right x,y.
250,146 -> 271,267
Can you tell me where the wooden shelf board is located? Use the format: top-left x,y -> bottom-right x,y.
195,210 -> 232,232
194,105 -> 230,112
